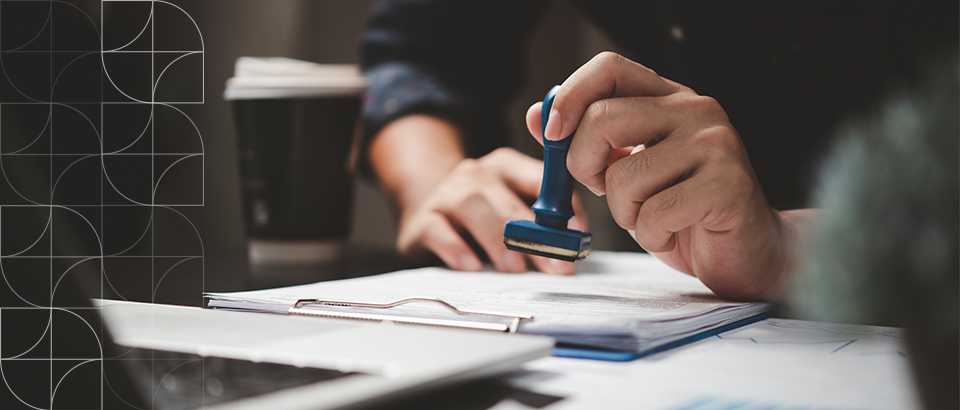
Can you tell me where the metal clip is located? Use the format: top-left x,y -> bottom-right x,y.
288,297 -> 532,333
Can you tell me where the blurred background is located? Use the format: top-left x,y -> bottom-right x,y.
0,2 -> 954,406
170,0 -> 637,258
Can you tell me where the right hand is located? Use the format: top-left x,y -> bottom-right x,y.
396,147 -> 586,274
525,52 -> 788,300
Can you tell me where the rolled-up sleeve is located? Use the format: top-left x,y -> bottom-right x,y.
359,0 -> 547,163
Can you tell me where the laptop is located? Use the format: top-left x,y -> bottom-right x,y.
0,200 -> 552,410
94,298 -> 553,410
0,102 -> 552,410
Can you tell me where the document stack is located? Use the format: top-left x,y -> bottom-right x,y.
206,252 -> 769,358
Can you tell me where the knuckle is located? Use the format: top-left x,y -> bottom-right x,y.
594,51 -> 624,68
610,205 -> 637,231
606,154 -> 653,195
607,203 -> 634,231
688,95 -> 730,122
565,148 -> 585,177
482,147 -> 515,166
566,151 -> 593,183
604,171 -> 640,231
720,165 -> 755,198
583,99 -> 611,127
646,187 -> 682,224
630,152 -> 656,179
593,51 -> 660,82
636,203 -> 661,233
506,205 -> 531,221
452,158 -> 480,175
693,95 -> 722,111
452,190 -> 486,210
695,124 -> 741,154
605,160 -> 631,195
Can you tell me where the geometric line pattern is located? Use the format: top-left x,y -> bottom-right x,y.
714,320 -> 906,356
1,1 -> 204,408
715,333 -> 860,354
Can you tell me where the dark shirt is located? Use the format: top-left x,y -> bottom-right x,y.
360,0 -> 957,210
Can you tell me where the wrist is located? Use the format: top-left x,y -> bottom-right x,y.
768,208 -> 823,301
368,115 -> 466,213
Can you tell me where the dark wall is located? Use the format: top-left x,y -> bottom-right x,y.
163,0 -> 637,256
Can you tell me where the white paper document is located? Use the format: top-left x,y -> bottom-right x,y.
205,252 -> 769,353
500,318 -> 917,410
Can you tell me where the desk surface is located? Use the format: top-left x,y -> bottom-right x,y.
508,318 -> 916,410
381,318 -> 917,410
95,249 -> 919,410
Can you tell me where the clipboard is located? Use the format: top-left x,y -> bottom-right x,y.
287,296 -> 534,333
284,297 -> 766,362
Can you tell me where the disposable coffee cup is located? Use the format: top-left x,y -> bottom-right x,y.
225,57 -> 365,265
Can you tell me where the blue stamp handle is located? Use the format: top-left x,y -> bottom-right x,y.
531,86 -> 576,229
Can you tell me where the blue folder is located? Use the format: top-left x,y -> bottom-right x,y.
552,314 -> 769,361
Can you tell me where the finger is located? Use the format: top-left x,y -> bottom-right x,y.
526,102 -> 544,145
523,191 -> 586,275
499,201 -> 576,275
566,95 -> 688,194
604,135 -> 700,231
569,191 -> 589,231
529,254 -> 575,275
523,200 -> 584,275
632,171 -> 729,254
531,100 -> 638,163
608,145 -> 639,166
482,182 -> 581,275
531,100 -> 635,197
482,148 -> 545,201
518,193 -> 587,275
415,212 -> 483,271
447,190 -> 529,273
545,52 -> 681,141
480,149 -> 588,275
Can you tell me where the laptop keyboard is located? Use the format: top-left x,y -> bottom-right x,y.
123,348 -> 354,410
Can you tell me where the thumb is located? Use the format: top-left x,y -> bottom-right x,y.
526,102 -> 545,146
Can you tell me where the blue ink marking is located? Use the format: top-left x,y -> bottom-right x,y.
766,322 -> 902,338
716,333 -> 858,351
831,339 -> 857,353
858,350 -> 907,358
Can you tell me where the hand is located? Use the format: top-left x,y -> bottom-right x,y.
397,147 -> 586,274
526,52 -> 788,300
368,115 -> 586,275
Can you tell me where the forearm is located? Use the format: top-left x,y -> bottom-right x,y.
368,115 -> 466,215
359,2 -> 543,163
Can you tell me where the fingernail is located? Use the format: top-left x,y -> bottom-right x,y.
544,108 -> 562,140
587,185 -> 605,196
458,253 -> 481,271
501,251 -> 526,273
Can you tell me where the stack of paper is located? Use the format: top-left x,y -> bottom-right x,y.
205,252 -> 769,354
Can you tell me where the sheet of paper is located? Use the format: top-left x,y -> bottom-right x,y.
208,252 -> 758,325
500,318 -> 918,410
206,252 -> 768,352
